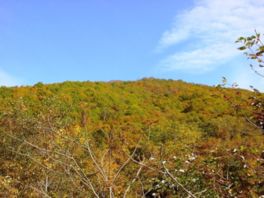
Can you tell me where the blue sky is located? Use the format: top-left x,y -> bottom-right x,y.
0,0 -> 264,90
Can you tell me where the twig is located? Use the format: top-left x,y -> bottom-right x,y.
123,163 -> 144,198
163,165 -> 197,198
112,142 -> 140,183
30,185 -> 51,198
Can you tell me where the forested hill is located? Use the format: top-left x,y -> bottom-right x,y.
0,78 -> 252,136
0,78 -> 263,197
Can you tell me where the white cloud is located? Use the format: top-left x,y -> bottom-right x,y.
0,69 -> 20,86
160,43 -> 238,72
158,0 -> 264,72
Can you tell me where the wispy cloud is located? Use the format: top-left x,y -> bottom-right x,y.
158,0 -> 264,72
0,69 -> 20,86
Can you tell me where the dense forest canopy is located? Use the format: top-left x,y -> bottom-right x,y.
0,78 -> 263,197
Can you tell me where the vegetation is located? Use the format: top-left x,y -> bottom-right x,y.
236,31 -> 264,131
0,78 -> 263,197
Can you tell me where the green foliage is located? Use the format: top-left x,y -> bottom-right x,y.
0,79 -> 263,197
236,31 -> 264,131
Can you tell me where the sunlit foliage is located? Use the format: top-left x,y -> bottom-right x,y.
0,79 -> 263,197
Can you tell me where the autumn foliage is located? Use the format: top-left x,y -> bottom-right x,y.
0,78 -> 263,197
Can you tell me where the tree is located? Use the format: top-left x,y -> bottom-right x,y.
236,31 -> 264,131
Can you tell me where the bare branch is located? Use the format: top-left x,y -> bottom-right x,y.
123,162 -> 144,198
163,165 -> 197,198
30,185 -> 52,198
112,142 -> 140,183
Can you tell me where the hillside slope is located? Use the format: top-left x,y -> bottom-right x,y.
0,79 -> 263,197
